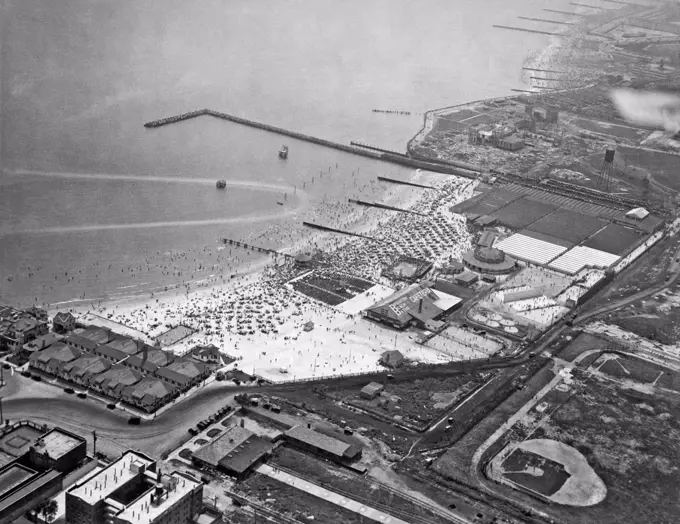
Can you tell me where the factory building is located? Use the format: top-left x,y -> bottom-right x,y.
283,425 -> 362,465
66,450 -> 202,524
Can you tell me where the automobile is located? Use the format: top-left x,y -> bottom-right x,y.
107,404 -> 116,410
77,393 -> 87,399
528,352 -> 536,358
64,388 -> 75,394
188,428 -> 198,436
2,363 -> 10,370
444,425 -> 452,432
128,417 -> 141,425
386,374 -> 394,380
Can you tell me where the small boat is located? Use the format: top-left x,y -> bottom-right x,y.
277,201 -> 284,206
216,180 -> 227,189
279,145 -> 289,159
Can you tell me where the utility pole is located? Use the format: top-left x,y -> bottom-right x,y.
0,397 -> 3,425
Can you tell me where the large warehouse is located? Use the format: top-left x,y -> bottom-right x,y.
191,426 -> 274,479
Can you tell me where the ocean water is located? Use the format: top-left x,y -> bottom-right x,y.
0,0 -> 570,306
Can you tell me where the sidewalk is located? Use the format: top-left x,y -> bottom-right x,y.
256,464 -> 410,524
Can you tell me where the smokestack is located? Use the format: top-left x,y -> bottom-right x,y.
418,299 -> 423,314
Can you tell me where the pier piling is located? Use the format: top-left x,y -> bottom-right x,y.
492,25 -> 561,36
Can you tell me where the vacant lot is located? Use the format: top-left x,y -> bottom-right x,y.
594,354 -> 668,385
557,332 -> 613,363
344,374 -> 482,427
537,376 -> 680,524
582,224 -> 644,256
608,287 -> 680,346
619,145 -> 680,192
573,118 -> 645,141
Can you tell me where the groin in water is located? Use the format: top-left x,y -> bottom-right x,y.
301,222 -> 378,241
376,176 -> 434,189
372,109 -> 412,115
348,198 -> 427,216
144,109 -> 482,177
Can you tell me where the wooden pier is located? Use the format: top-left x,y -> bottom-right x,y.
221,238 -> 293,259
492,25 -> 561,36
302,222 -> 378,241
348,199 -> 427,216
372,109 -> 411,115
517,16 -> 573,25
143,109 -> 482,177
377,176 -> 435,189
543,9 -> 585,16
530,76 -> 562,82
523,67 -> 567,74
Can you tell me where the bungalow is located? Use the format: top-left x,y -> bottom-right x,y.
61,354 -> 111,386
93,344 -> 129,364
77,326 -> 115,345
104,336 -> 144,356
124,346 -> 173,375
155,358 -> 208,390
52,312 -> 76,334
29,342 -> 81,375
22,332 -> 63,355
122,378 -> 177,412
191,344 -> 224,365
379,350 -> 404,369
64,333 -> 101,353
90,365 -> 143,399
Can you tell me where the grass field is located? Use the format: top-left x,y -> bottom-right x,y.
501,447 -> 570,497
491,198 -> 559,229
556,332 -> 613,363
526,209 -> 606,245
594,354 -> 669,385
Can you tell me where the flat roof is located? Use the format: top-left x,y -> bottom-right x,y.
114,472 -> 200,524
68,450 -> 154,505
0,425 -> 45,457
192,426 -> 253,468
33,429 -> 84,461
0,451 -> 15,469
0,470 -> 61,513
0,464 -> 36,497
284,426 -> 352,458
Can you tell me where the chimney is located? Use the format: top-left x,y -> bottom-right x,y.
418,299 -> 423,313
239,418 -> 245,428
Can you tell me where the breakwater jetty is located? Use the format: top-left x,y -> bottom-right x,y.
143,109 -> 481,177
523,67 -> 567,74
348,198 -> 427,216
377,176 -> 434,189
492,25 -> 560,36
350,141 -> 406,157
302,222 -> 378,241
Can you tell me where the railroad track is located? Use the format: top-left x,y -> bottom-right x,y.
269,463 -> 468,524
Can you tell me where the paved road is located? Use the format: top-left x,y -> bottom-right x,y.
257,464 -> 410,524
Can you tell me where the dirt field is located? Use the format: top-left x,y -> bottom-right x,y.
572,118 -> 645,141
607,285 -> 680,345
491,198 -> 559,230
525,209 -> 606,246
619,145 -> 680,193
340,374 -> 483,428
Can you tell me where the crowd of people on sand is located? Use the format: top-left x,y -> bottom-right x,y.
11,165 -> 485,373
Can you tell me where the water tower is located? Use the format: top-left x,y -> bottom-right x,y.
597,147 -> 616,192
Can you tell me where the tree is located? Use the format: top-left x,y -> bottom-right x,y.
37,499 -> 58,523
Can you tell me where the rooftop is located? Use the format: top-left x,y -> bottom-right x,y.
29,342 -> 80,365
64,333 -> 100,351
104,336 -> 142,355
192,426 -> 254,468
23,332 -> 62,352
0,464 -> 36,497
92,365 -> 143,391
284,425 -> 355,458
68,450 -> 155,505
78,326 -> 113,344
32,428 -> 84,460
123,378 -> 176,404
217,437 -> 273,475
114,471 -> 200,524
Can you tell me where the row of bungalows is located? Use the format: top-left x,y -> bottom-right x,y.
28,325 -> 210,412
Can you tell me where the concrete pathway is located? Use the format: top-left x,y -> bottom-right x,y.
256,464 -> 410,524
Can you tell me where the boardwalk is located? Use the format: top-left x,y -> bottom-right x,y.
256,464 -> 410,524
